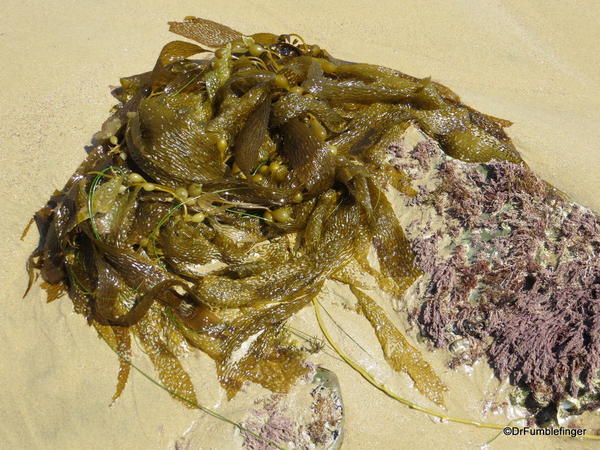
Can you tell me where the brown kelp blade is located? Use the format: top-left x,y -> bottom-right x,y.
234,95 -> 271,176
281,118 -> 335,194
168,16 -> 243,47
367,179 -> 422,282
94,323 -> 132,403
352,287 -> 447,407
150,40 -> 209,90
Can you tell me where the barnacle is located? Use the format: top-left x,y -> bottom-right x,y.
26,16 -> 524,410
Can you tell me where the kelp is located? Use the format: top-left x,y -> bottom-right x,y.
234,95 -> 271,176
26,17 -> 524,413
351,287 -> 447,407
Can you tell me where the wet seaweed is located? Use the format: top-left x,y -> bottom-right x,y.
25,15 -> 596,446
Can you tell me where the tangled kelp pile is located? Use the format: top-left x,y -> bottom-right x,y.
26,15 -> 595,443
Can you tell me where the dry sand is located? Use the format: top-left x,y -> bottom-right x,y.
1,1 -> 599,449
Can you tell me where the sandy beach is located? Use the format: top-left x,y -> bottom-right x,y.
1,1 -> 599,448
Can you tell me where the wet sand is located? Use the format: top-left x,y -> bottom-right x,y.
1,1 -> 599,449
